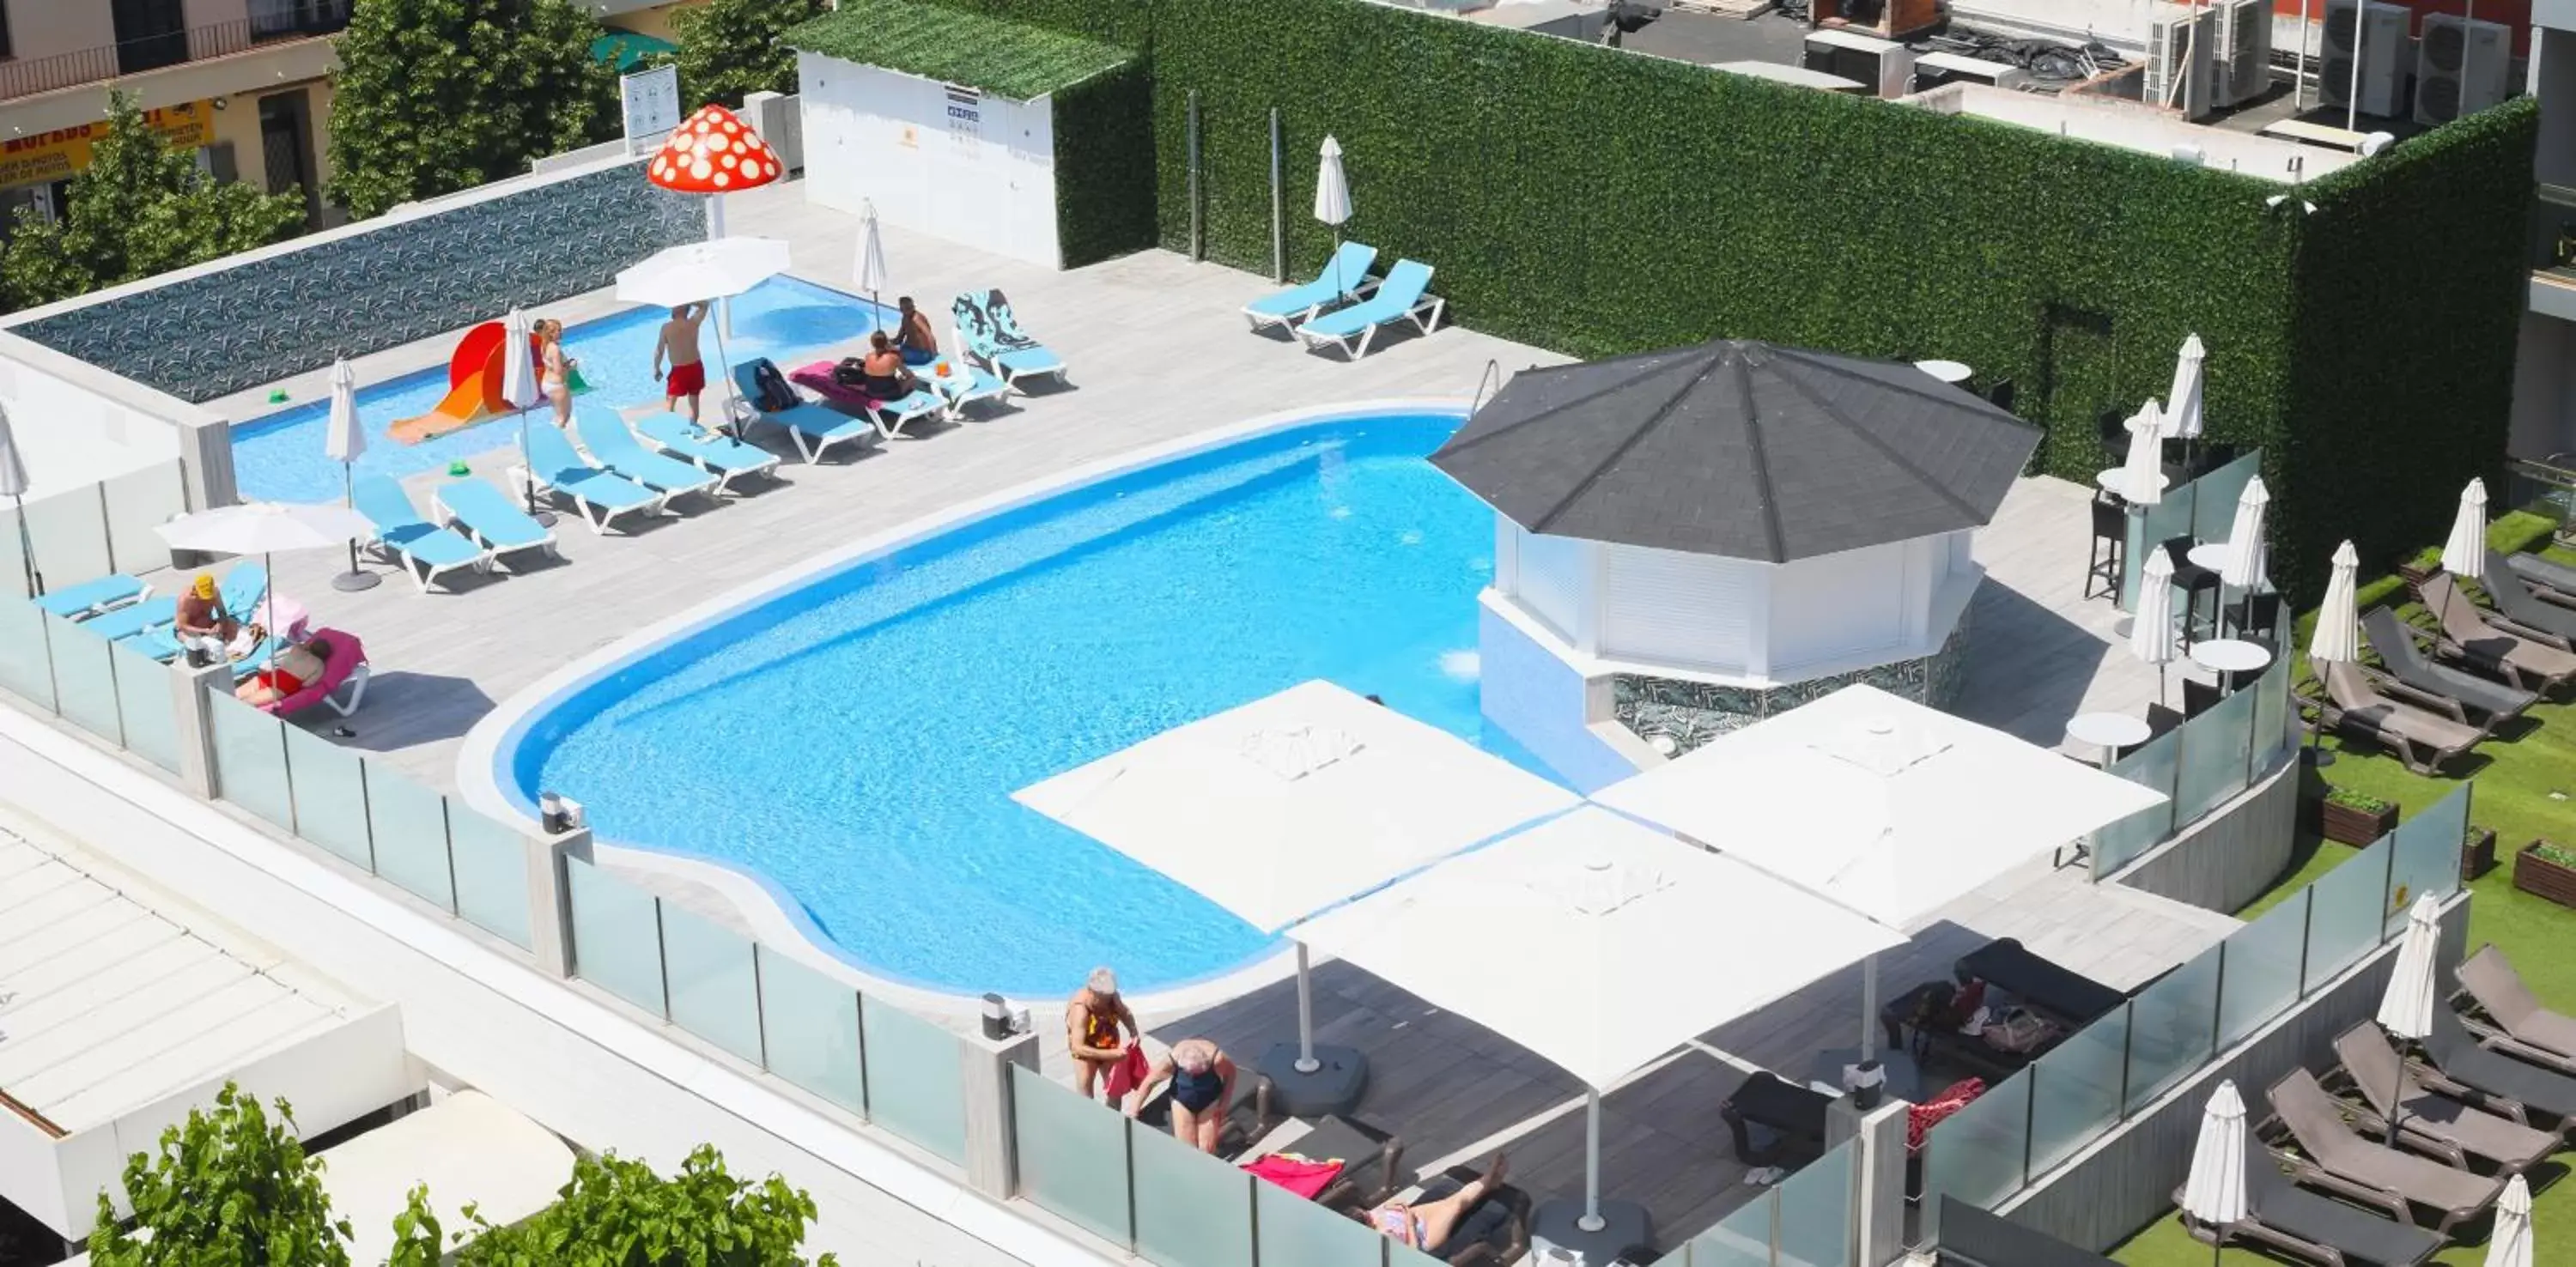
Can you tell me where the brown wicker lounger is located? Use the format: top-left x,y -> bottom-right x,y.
2360,607 -> 2536,728
2457,944 -> 2576,1066
2328,1023 -> 2557,1173
2172,1151 -> 2444,1267
2415,573 -> 2576,694
2421,1006 -> 2576,1137
2314,658 -> 2482,775
2268,1069 -> 2503,1235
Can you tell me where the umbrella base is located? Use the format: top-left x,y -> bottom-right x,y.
1255,1042 -> 1368,1118
331,569 -> 381,593
1532,1197 -> 1649,1263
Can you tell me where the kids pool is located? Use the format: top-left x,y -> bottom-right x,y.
230,276 -> 890,503
488,408 -> 1564,997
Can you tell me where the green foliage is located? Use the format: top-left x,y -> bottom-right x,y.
910,0 -> 1155,50
2537,840 -> 2576,870
88,1082 -> 352,1267
326,0 -> 619,219
1052,58 -> 1157,267
2324,784 -> 2394,814
671,0 -> 831,110
787,0 -> 1133,100
389,1144 -> 837,1266
0,92 -> 304,312
2279,98 -> 2540,603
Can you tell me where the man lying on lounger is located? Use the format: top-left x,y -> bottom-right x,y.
235,632 -> 332,706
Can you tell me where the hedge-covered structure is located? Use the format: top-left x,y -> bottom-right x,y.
898,0 -> 2536,597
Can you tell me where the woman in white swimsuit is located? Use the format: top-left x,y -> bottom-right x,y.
535,318 -> 574,428
1364,1152 -> 1507,1253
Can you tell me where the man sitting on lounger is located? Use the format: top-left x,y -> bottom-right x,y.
896,297 -> 939,367
1362,1152 -> 1510,1254
174,573 -> 237,653
234,632 -> 329,706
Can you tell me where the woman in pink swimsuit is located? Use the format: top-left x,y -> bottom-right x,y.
1364,1152 -> 1507,1252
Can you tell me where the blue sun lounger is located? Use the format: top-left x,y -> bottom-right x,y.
1244,242 -> 1379,332
729,364 -> 881,464
80,595 -> 179,641
131,562 -> 270,662
36,573 -> 150,620
574,408 -> 719,503
434,479 -> 559,572
633,411 -> 781,494
520,424 -> 665,535
355,475 -> 489,592
1294,258 -> 1445,361
952,293 -> 1066,392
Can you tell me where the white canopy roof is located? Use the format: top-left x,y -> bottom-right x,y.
1592,684 -> 2166,931
320,1090 -> 577,1267
1291,806 -> 1903,1090
1014,680 -> 1579,933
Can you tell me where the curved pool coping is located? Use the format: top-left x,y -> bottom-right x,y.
457,396 -> 1473,1021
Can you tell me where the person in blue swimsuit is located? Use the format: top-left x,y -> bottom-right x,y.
1127,1037 -> 1238,1155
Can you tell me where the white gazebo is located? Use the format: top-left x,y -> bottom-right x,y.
1013,680 -> 1579,1113
1432,342 -> 2041,780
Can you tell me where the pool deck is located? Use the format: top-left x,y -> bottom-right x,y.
185,179 -> 2247,1252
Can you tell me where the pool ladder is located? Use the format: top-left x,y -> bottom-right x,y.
1469,359 -> 1503,416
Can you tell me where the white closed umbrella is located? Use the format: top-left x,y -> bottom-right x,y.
497,308 -> 550,524
2181,1081 -> 2250,1265
2306,540 -> 2362,766
2487,1174 -> 2535,1267
2221,476 -> 2270,593
0,400 -> 37,597
2120,400 -> 2166,507
323,358 -> 378,592
2375,893 -> 2443,1153
157,502 -> 376,673
2132,548 -> 2179,706
2440,477 -> 2488,580
2165,334 -> 2206,447
618,238 -> 791,437
1314,136 -> 1352,246
854,201 -> 891,333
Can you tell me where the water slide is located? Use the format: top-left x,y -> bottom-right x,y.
389,322 -> 513,444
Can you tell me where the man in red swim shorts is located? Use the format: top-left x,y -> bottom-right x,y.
653,302 -> 711,424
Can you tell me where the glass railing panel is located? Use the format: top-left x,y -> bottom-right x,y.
0,506 -> 27,603
2386,788 -> 2470,936
283,723 -> 370,868
2123,947 -> 2221,1112
659,899 -> 763,1064
107,638 -> 179,773
445,802 -> 533,949
2219,889 -> 2309,1044
2248,658 -> 2292,779
1010,1064 -> 1133,1248
21,489 -> 113,603
2090,726 -> 2179,876
2190,452 -> 2261,546
1129,1116 -> 1255,1267
0,589 -> 52,706
99,462 -> 185,579
566,856 -> 667,1017
859,996 -> 967,1165
363,761 -> 453,910
2175,683 -> 2257,821
1681,1193 -> 1772,1266
2306,837 -> 2392,991
752,945 -> 864,1113
1256,1170 -> 1386,1267
1775,1139 -> 1856,1267
207,692 -> 294,831
42,613 -> 120,743
2534,185 -> 2576,283
1920,1072 -> 2032,1235
2026,1005 -> 2129,1175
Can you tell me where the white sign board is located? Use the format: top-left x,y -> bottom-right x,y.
622,65 -> 682,153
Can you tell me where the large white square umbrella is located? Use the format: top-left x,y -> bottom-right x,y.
617,237 -> 792,433
1014,679 -> 1578,1112
1593,684 -> 2167,1055
1293,805 -> 1903,1253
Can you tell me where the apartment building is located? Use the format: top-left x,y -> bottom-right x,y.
2523,5 -> 2576,458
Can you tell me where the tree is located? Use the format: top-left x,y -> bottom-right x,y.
89,1082 -> 353,1267
326,0 -> 619,219
0,93 -> 305,312
671,0 -> 830,110
391,1144 -> 839,1266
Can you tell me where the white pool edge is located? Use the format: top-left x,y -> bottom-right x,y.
456,396 -> 1473,1022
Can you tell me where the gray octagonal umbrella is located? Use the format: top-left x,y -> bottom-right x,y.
1433,340 -> 2041,563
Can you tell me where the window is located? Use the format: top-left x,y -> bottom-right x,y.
251,0 -> 355,40
0,1 -> 13,60
112,0 -> 188,74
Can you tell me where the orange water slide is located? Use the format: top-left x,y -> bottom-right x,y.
389,321 -> 515,444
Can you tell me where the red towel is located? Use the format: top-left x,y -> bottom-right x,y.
1102,1046 -> 1150,1100
1242,1153 -> 1345,1199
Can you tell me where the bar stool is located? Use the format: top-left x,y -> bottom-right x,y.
2085,498 -> 2125,601
2160,537 -> 2223,646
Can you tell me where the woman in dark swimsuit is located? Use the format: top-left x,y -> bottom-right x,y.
1127,1037 -> 1238,1155
860,331 -> 916,399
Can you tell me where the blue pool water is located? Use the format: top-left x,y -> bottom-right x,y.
503,410 -> 1561,997
232,276 -> 891,502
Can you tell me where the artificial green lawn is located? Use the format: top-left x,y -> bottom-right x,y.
2110,538 -> 2576,1264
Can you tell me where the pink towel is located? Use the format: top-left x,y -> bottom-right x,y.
1242,1154 -> 1345,1200
1102,1046 -> 1150,1100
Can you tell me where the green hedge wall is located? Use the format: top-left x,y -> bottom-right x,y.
1051,59 -> 1158,269
915,0 -> 1151,49
2278,98 -> 2538,598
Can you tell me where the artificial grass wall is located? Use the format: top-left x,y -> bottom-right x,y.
1051,59 -> 1157,268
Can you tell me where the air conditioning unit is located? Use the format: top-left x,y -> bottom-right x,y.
2145,3 -> 2216,120
2210,0 -> 2275,107
2319,0 -> 2409,119
1913,52 -> 2030,92
2414,13 -> 2511,124
1802,30 -> 1917,99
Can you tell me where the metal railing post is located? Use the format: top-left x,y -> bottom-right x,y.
1268,107 -> 1285,282
1187,91 -> 1202,261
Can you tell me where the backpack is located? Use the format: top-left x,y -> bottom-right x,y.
833,357 -> 870,388
747,358 -> 798,413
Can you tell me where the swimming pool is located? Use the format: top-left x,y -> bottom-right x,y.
486,407 -> 1562,997
231,276 -> 890,503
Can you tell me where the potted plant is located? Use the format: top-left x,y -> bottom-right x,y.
2318,786 -> 2399,846
2514,840 -> 2576,910
2463,823 -> 2499,881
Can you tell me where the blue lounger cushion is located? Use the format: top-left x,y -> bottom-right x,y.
82,596 -> 179,641
635,412 -> 776,475
1246,242 -> 1378,321
354,475 -> 485,572
36,573 -> 149,618
727,365 -> 877,443
574,408 -> 718,496
1300,259 -> 1435,340
526,426 -> 659,510
436,480 -> 554,553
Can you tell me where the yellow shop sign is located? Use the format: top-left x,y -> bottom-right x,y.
0,100 -> 215,189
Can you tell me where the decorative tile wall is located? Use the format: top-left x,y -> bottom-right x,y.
1613,608 -> 1976,755
17,166 -> 702,403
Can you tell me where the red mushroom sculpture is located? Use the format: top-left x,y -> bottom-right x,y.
647,104 -> 785,334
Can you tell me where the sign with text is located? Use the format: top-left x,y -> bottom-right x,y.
622,65 -> 682,152
0,100 -> 216,190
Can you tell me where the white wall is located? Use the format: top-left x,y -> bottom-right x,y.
1513,527 -> 1590,646
1769,540 -> 1914,675
0,333 -> 200,596
799,54 -> 1062,270
1599,541 -> 1759,674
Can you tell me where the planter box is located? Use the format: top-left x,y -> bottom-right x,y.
2514,841 -> 2576,910
2464,827 -> 2499,882
2319,797 -> 2400,846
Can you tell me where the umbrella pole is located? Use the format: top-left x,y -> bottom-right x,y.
708,195 -> 733,341
10,493 -> 38,597
331,462 -> 380,592
1294,943 -> 1320,1073
714,318 -> 743,435
1859,954 -> 1877,1063
1579,1091 -> 1605,1233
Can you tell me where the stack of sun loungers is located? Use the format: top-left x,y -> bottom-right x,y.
2173,942 -> 2573,1266
1244,244 -> 1447,361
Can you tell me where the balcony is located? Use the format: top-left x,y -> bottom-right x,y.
0,2 -> 352,105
